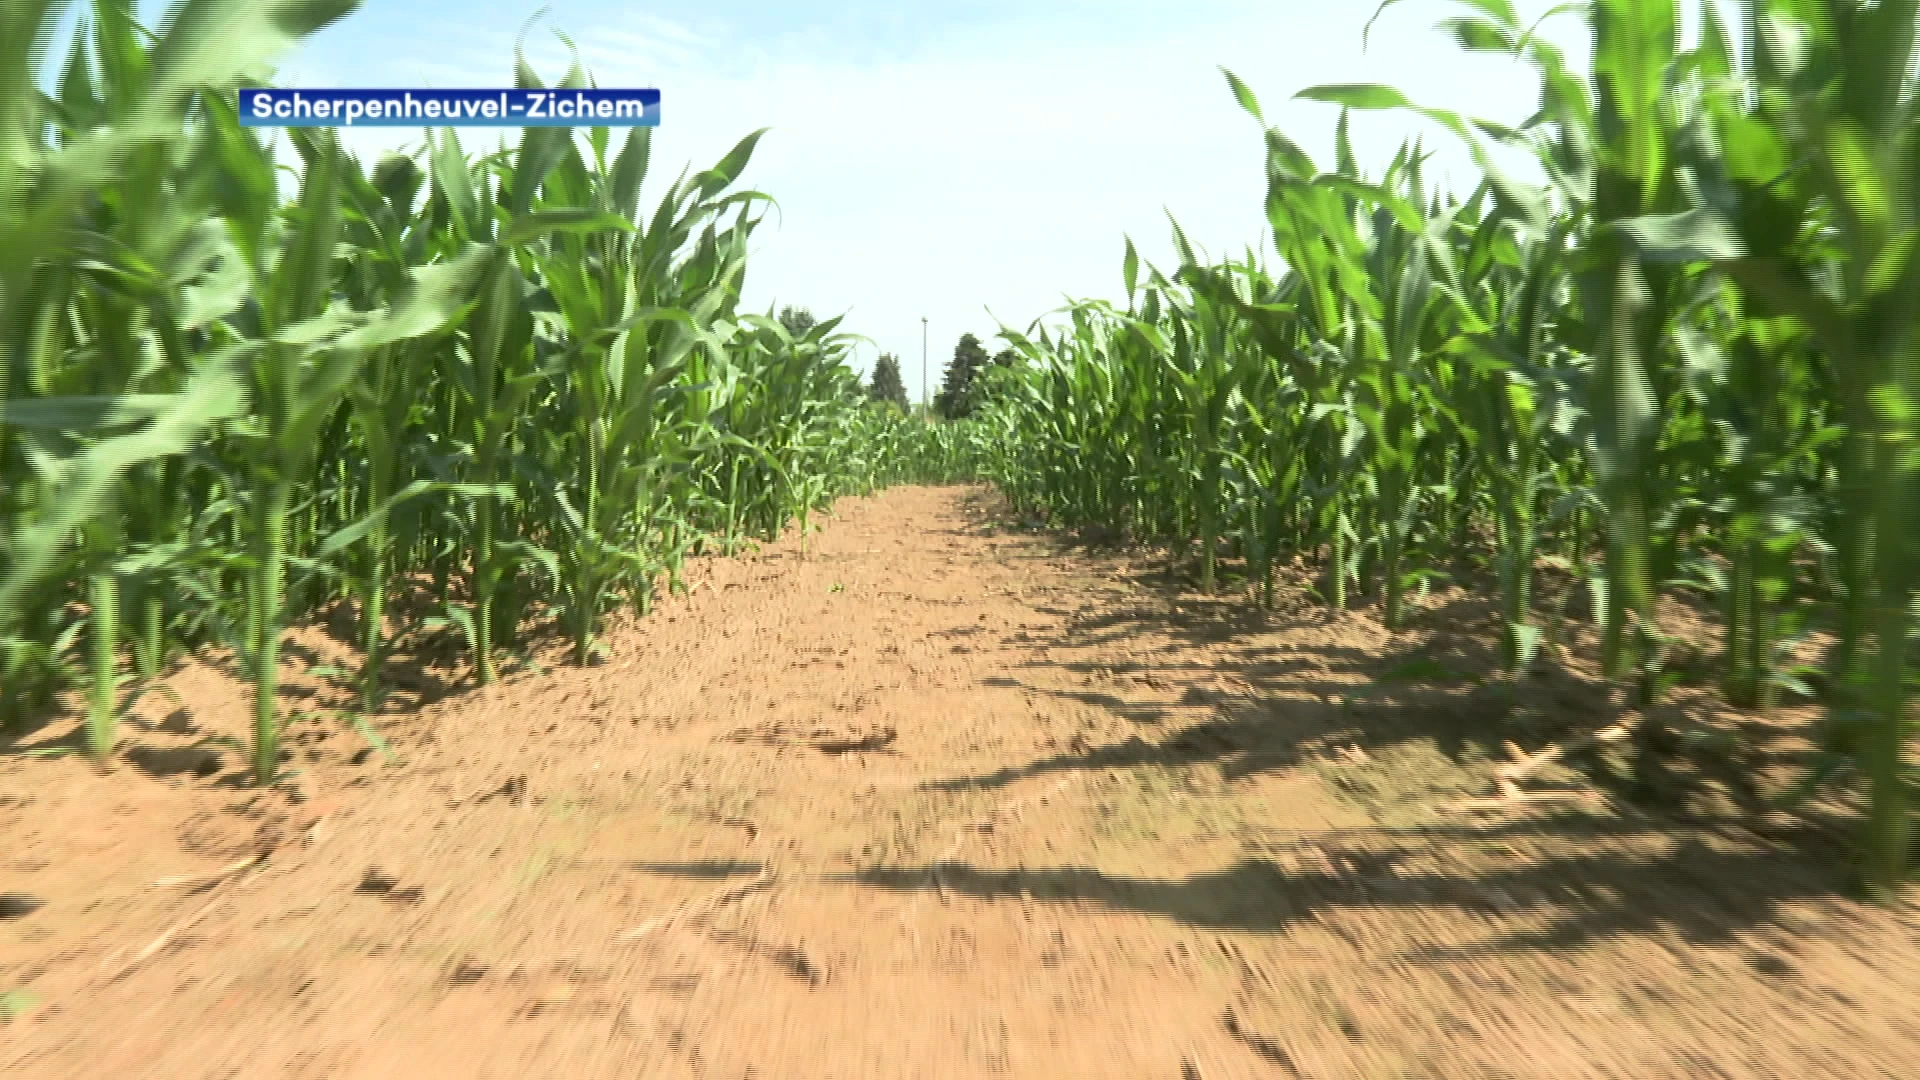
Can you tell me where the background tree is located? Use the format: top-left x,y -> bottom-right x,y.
933,333 -> 993,418
868,352 -> 910,411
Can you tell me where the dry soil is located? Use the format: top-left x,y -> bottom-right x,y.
3,485 -> 1917,1079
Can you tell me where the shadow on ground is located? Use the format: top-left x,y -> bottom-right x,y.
815,822 -> 1845,952
618,810 -> 1852,955
934,577 -> 1599,796
872,489 -> 1870,955
937,491 -> 1814,831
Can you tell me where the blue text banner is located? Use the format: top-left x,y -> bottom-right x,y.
239,88 -> 661,127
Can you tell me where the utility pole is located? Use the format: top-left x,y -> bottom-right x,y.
920,316 -> 929,420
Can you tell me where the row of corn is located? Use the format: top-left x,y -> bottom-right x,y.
0,0 -> 960,783
966,0 -> 1918,896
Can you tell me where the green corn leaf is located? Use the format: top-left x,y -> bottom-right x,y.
1221,67 -> 1264,123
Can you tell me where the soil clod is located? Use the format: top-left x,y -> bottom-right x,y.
479,775 -> 529,804
767,943 -> 823,986
357,868 -> 397,894
1221,1009 -> 1298,1073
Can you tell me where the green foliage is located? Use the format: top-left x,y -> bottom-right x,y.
933,332 -> 993,419
0,1 -> 961,787
964,0 -> 1917,896
868,352 -> 910,411
0,988 -> 37,1022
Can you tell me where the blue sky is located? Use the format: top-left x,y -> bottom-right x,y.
132,1 -> 1601,401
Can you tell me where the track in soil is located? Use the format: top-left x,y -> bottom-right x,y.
4,485 -> 1919,1078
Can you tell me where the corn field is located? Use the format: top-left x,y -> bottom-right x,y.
6,0 -> 1917,905
970,0 -> 1919,896
0,0 -> 959,784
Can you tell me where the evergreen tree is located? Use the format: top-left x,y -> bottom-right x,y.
868,352 -> 910,411
933,333 -> 992,419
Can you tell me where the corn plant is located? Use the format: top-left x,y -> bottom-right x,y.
964,0 -> 1917,894
1616,0 -> 1920,895
1,0 -> 359,747
3,1 -> 961,787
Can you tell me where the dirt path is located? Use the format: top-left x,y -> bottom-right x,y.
5,486 -> 1919,1078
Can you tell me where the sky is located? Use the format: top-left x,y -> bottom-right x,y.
120,1 -> 1602,402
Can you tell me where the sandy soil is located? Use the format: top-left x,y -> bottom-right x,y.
3,485 -> 1918,1079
